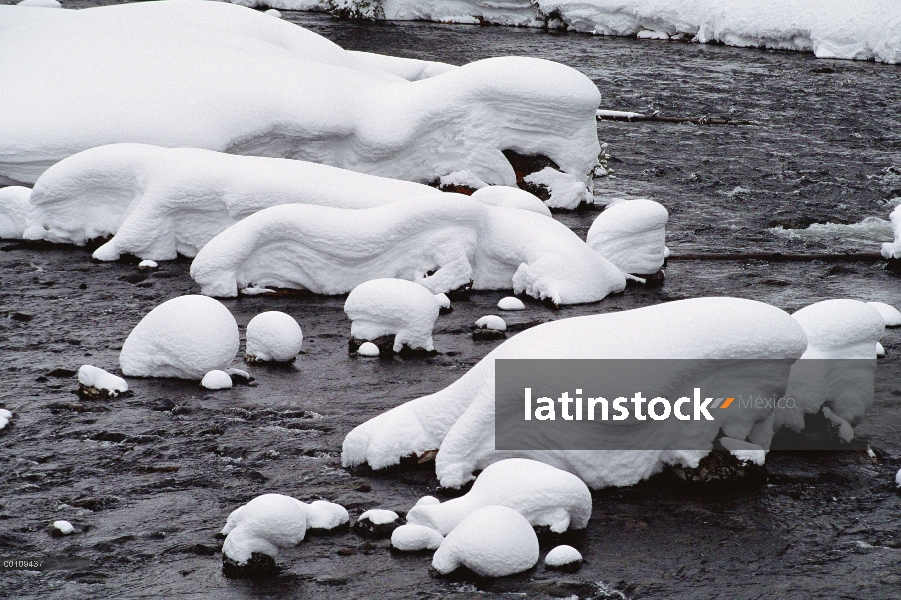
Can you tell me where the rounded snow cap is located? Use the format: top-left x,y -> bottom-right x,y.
475,315 -> 506,331
119,295 -> 239,379
867,302 -> 901,327
545,545 -> 582,568
246,311 -> 303,363
201,370 -> 233,390
792,299 -> 884,358
357,342 -> 380,357
391,524 -> 444,552
497,297 -> 525,311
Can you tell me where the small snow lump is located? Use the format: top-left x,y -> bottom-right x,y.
77,365 -> 128,399
545,545 -> 582,571
497,296 -> 525,311
391,524 -> 444,552
245,311 -> 303,363
202,370 -> 233,390
357,342 -> 380,357
475,315 -> 506,331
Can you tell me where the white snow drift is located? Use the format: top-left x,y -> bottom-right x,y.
345,279 -> 441,353
587,199 -> 668,274
882,206 -> 901,259
246,311 -> 304,363
431,505 -> 539,577
0,1 -> 601,203
322,0 -> 901,64
391,524 -> 444,552
406,458 -> 591,534
343,297 -> 808,489
119,295 -> 239,380
0,186 -> 31,239
77,365 -> 128,397
190,197 -> 626,305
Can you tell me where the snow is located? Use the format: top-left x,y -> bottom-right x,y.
390,524 -> 444,551
719,437 -> 766,466
406,458 -> 591,535
822,407 -> 855,443
246,311 -> 304,363
497,297 -> 525,311
221,494 -> 308,565
224,0 -> 327,13
357,342 -> 381,357
431,505 -> 539,577
201,370 -> 234,390
882,206 -> 901,259
876,342 -> 886,357
0,2 -> 599,196
545,545 -> 582,567
896,468 -> 901,489
51,521 -> 74,535
305,501 -> 349,530
77,365 -> 128,397
434,294 -> 451,310
190,197 -> 625,305
17,0 -> 61,7
265,8 -> 283,17
0,408 -> 12,430
867,302 -> 901,327
469,186 -> 552,216
345,279 -> 441,353
524,168 -> 593,210
119,295 -> 239,380
414,495 -> 441,507
338,0 -> 901,64
138,260 -> 158,269
342,297 -> 808,489
587,199 -> 668,275
792,299 -> 884,360
0,186 -> 31,239
475,315 -> 507,332
358,509 -> 399,526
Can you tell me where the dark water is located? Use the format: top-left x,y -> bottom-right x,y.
2,6 -> 901,600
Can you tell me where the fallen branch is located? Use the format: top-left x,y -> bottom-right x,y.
596,109 -> 755,125
668,252 -> 885,262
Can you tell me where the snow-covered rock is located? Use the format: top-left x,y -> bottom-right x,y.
406,458 -> 591,534
50,520 -> 75,536
305,500 -> 349,530
882,205 -> 901,259
138,260 -> 158,269
877,342 -> 886,356
470,186 -> 551,216
587,199 -> 668,275
475,315 -> 507,331
432,505 -> 539,577
357,342 -> 380,357
497,297 -> 525,311
355,509 -> 400,537
264,8 -> 283,17
545,545 -> 582,568
524,167 -> 593,210
414,495 -> 441,508
77,365 -> 128,398
17,0 -> 61,7
345,279 -> 440,353
867,302 -> 901,327
434,293 -> 451,311
390,524 -> 444,551
895,468 -> 901,489
191,197 -> 625,305
0,186 -> 31,239
342,297 -> 808,489
0,1 -> 599,195
0,408 -> 12,430
202,370 -> 234,390
719,437 -> 766,466
119,295 -> 239,379
221,494 -> 308,565
326,0 -> 901,65
246,311 -> 303,363
792,299 -> 884,360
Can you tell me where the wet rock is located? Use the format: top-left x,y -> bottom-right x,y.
472,328 -> 506,341
69,496 -> 121,512
348,336 -> 436,357
150,398 -> 176,412
663,451 -> 767,487
11,312 -> 33,322
222,552 -> 280,578
46,368 -> 77,378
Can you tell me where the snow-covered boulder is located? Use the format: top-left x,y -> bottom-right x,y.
357,342 -> 380,357
305,500 -> 349,531
17,0 -> 61,7
390,524 -> 444,551
587,199 -> 668,275
406,458 -> 591,535
138,260 -> 158,270
792,299 -> 884,360
475,315 -> 507,331
190,197 -> 625,305
264,8 -> 283,17
345,279 -> 440,353
50,520 -> 74,536
432,505 -> 539,577
354,509 -> 400,538
245,311 -> 303,363
867,302 -> 901,327
77,365 -> 128,399
0,186 -> 31,239
119,295 -> 239,379
0,2 -> 599,200
545,545 -> 582,570
202,370 -> 234,390
882,205 -> 901,259
0,408 -> 12,430
523,167 -> 593,210
497,297 -> 525,311
220,494 -> 308,567
343,297 -> 808,489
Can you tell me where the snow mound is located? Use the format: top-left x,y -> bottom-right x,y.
345,279 -> 440,353
265,8 -> 282,17
524,168 -> 593,210
414,495 -> 441,507
877,342 -> 886,357
119,295 -> 239,379
475,315 -> 507,331
221,494 -> 308,565
51,520 -> 74,535
305,501 -> 349,530
867,302 -> 901,327
432,505 -> 539,577
896,468 -> 901,489
202,370 -> 234,390
357,342 -> 380,357
246,311 -> 303,363
545,545 -> 582,567
0,186 -> 31,239
0,408 -> 12,430
17,0 -> 61,7
358,509 -> 399,525
331,0 -> 901,65
342,297 -> 807,489
191,197 -> 625,305
587,199 -> 668,275
1,2 -> 598,193
407,458 -> 591,535
470,186 -> 551,216
497,297 -> 525,311
77,365 -> 128,397
391,524 -> 444,551
882,206 -> 901,259
792,299 -> 884,360
138,260 -> 158,269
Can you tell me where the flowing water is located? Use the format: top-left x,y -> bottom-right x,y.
2,8 -> 901,600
